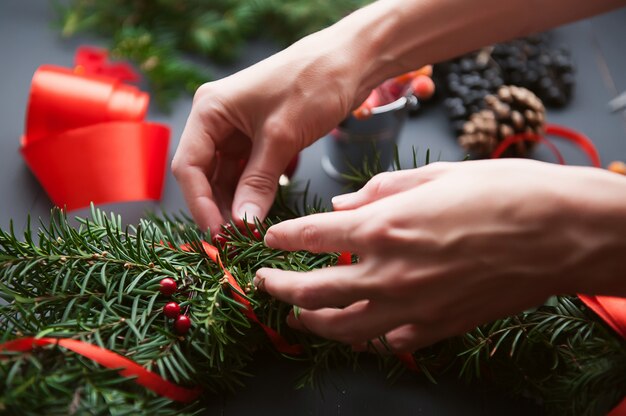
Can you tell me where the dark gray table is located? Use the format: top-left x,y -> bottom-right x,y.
1,1 -> 625,414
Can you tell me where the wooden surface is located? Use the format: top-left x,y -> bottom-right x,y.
1,1 -> 625,414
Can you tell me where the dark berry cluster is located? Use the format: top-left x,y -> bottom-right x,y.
436,32 -> 575,139
491,35 -> 575,107
439,54 -> 504,134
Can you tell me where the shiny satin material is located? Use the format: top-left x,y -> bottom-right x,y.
579,295 -> 626,415
181,241 -> 304,355
0,337 -> 201,403
21,55 -> 169,210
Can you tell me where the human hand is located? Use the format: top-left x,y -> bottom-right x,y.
255,160 -> 626,352
171,23 -> 380,234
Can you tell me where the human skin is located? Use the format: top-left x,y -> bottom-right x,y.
256,160 -> 626,351
172,0 -> 626,350
172,0 -> 626,232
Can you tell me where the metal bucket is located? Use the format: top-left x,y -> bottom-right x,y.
321,95 -> 417,181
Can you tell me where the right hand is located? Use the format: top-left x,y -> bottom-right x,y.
256,160 -> 626,352
172,26 -> 374,233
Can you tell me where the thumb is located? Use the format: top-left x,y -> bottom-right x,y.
332,163 -> 451,211
232,137 -> 293,224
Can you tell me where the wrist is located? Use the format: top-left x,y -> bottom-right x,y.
327,0 -> 408,100
561,169 -> 626,297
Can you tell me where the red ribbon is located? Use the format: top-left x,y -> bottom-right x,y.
181,241 -> 304,355
21,49 -> 170,211
491,123 -> 601,168
579,295 -> 626,416
75,46 -> 140,83
0,337 -> 201,403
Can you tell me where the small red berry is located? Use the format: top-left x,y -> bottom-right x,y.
163,302 -> 181,319
174,315 -> 192,335
159,278 -> 177,296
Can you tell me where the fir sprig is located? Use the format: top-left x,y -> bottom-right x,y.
55,0 -> 372,108
0,198 -> 625,414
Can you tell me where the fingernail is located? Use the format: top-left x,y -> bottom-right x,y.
237,202 -> 262,224
253,270 -> 267,291
331,192 -> 356,207
263,230 -> 277,247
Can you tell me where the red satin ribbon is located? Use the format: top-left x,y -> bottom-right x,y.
181,241 -> 304,355
490,123 -> 601,168
0,337 -> 201,403
578,295 -> 626,340
579,295 -> 626,416
75,46 -> 140,83
21,50 -> 170,210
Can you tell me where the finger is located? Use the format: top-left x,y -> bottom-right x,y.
287,300 -> 406,346
255,265 -> 373,310
212,152 -> 247,220
231,129 -> 295,224
172,120 -> 223,233
331,163 -> 451,211
264,210 -> 364,253
367,324 -> 442,354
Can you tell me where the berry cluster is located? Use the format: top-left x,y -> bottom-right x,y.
491,34 -> 575,107
436,32 -> 575,151
159,278 -> 192,335
439,52 -> 504,135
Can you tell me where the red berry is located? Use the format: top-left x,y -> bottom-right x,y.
174,315 -> 192,335
163,302 -> 181,319
159,278 -> 177,296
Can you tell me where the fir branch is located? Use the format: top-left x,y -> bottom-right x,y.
0,203 -> 624,415
340,146 -> 432,189
55,0 -> 372,108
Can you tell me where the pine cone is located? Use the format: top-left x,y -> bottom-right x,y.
458,85 -> 546,157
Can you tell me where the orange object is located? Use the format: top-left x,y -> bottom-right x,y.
20,51 -> 170,210
352,66 -> 435,120
410,75 -> 435,100
608,160 -> 626,175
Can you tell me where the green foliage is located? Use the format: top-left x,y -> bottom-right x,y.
0,184 -> 624,414
453,297 -> 626,415
55,0 -> 372,108
0,204 -> 363,414
340,146 -> 434,189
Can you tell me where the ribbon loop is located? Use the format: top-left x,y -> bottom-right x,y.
21,48 -> 169,210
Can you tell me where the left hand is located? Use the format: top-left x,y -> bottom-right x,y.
255,159 -> 626,352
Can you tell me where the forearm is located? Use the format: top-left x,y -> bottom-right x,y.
333,0 -> 626,93
565,169 -> 626,297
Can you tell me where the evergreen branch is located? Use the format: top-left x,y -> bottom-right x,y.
55,0 -> 372,108
0,202 -> 624,415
